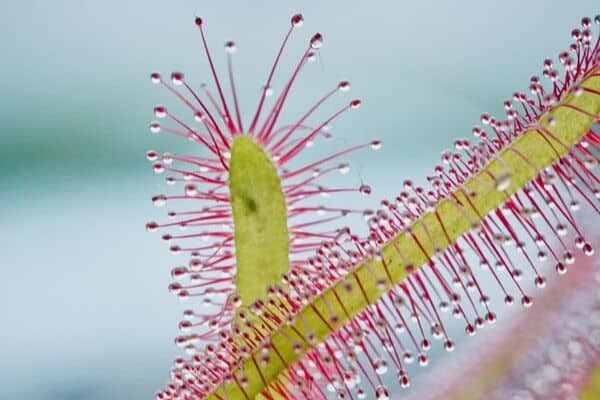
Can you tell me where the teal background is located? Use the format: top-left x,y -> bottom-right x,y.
1,1 -> 598,399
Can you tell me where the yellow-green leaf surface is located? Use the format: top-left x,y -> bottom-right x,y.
229,135 -> 290,308
214,69 -> 600,399
581,364 -> 600,400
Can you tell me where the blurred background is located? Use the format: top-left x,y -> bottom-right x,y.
1,1 -> 598,399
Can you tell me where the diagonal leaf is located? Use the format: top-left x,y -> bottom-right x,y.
210,69 -> 600,400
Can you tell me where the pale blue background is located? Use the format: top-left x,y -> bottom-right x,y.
1,1 -> 598,399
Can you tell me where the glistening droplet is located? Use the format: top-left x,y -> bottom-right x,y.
310,33 -> 323,49
291,14 -> 304,27
495,173 -> 511,191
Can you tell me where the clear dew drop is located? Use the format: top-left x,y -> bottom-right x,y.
310,33 -> 323,49
291,13 -> 304,27
430,324 -> 443,339
185,184 -> 198,196
495,173 -> 511,191
178,290 -> 189,301
262,85 -> 273,98
370,140 -> 382,150
179,320 -> 192,332
475,316 -> 485,329
439,301 -> 449,312
480,113 -> 491,125
146,221 -> 159,232
224,41 -> 236,54
583,157 -> 598,169
537,251 -> 547,261
153,163 -> 165,173
231,294 -> 242,308
570,200 -> 580,211
534,276 -> 546,288
162,152 -> 174,165
149,122 -> 161,133
189,259 -> 203,272
171,266 -> 187,280
359,184 -> 372,196
399,374 -> 410,388
582,17 -> 592,28
171,72 -> 184,86
512,269 -> 523,281
150,72 -> 161,84
338,163 -> 350,174
168,282 -> 182,294
152,194 -> 167,207
564,251 -> 575,265
395,323 -> 406,333
146,150 -> 158,161
154,105 -> 167,118
374,359 -> 388,375
338,81 -> 351,91
465,324 -> 476,336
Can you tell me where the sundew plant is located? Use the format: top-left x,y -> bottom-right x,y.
401,242 -> 600,400
145,13 -> 600,400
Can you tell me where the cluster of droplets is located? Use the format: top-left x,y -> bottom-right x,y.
147,13 -> 388,400
153,14 -> 600,400
492,302 -> 600,399
266,16 -> 600,398
484,257 -> 600,400
283,15 -> 600,399
397,244 -> 600,400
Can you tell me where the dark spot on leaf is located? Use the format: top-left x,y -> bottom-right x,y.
243,196 -> 258,212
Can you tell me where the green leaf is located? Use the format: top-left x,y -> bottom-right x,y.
229,135 -> 291,308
